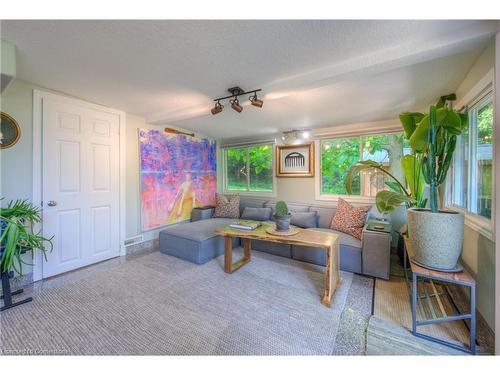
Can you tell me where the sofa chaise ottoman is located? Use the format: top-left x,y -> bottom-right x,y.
159,218 -> 239,264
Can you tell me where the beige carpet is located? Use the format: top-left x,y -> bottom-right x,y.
1,248 -> 353,355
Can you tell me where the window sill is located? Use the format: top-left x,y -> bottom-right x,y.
446,205 -> 494,241
314,194 -> 376,205
223,190 -> 277,198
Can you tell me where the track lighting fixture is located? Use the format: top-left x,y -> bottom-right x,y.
249,93 -> 263,108
211,101 -> 224,115
211,86 -> 263,115
230,98 -> 243,113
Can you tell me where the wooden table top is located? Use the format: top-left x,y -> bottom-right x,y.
215,224 -> 339,248
404,237 -> 475,286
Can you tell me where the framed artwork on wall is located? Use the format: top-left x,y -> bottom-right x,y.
276,142 -> 314,177
139,129 -> 217,231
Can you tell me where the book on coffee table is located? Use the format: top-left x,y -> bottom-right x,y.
229,220 -> 261,231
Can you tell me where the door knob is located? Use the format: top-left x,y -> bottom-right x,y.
47,201 -> 57,207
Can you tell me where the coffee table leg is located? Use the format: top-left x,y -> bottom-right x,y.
322,242 -> 339,307
243,238 -> 251,261
224,236 -> 251,274
224,236 -> 233,273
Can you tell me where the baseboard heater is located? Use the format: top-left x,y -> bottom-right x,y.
123,235 -> 144,247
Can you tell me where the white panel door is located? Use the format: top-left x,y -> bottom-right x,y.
42,97 -> 120,278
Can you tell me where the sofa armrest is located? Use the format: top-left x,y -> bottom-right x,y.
191,207 -> 215,222
361,224 -> 391,279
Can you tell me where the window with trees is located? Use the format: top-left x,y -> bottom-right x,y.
452,94 -> 493,219
225,144 -> 274,193
320,133 -> 406,197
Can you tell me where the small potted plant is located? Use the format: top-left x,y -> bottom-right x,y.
273,201 -> 291,232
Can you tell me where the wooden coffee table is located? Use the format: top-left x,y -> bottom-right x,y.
214,224 -> 340,307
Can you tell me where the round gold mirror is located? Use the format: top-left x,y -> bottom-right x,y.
1,112 -> 21,149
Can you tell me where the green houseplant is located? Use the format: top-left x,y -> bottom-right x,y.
404,95 -> 468,271
345,94 -> 467,271
0,199 -> 53,275
273,201 -> 291,232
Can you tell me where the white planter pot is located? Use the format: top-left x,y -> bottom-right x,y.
406,208 -> 464,271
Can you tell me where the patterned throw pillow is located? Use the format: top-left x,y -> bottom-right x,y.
213,194 -> 240,219
330,198 -> 370,240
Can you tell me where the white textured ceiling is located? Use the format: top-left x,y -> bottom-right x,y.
1,20 -> 497,139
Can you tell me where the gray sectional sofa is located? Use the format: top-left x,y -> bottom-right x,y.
159,197 -> 391,279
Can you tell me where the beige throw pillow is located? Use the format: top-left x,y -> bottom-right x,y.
330,198 -> 370,240
212,194 -> 240,219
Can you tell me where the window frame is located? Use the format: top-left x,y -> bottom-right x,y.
222,143 -> 277,197
315,131 -> 404,203
446,72 -> 495,241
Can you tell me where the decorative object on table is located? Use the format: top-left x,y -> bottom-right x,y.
0,112 -> 21,149
276,142 -> 314,177
265,225 -> 299,236
273,201 -> 291,231
0,199 -> 53,311
404,94 -> 467,271
329,198 -> 370,240
229,220 -> 261,231
365,220 -> 391,233
212,194 -> 240,219
139,129 -> 217,230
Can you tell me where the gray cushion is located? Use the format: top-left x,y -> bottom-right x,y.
160,218 -> 234,242
311,206 -> 337,229
239,197 -> 266,215
241,207 -> 272,221
290,211 -> 318,228
264,202 -> 310,215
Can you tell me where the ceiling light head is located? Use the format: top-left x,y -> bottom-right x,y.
230,98 -> 243,113
249,93 -> 264,108
211,101 -> 224,115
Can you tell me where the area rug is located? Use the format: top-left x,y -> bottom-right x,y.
1,248 -> 354,355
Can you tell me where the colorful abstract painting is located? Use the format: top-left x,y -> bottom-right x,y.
139,129 -> 217,231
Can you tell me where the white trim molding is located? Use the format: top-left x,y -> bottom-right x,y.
447,205 -> 494,241
494,28 -> 500,356
32,90 -> 127,281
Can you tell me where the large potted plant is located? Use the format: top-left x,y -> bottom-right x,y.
346,94 -> 467,271
404,95 -> 468,271
0,199 -> 53,277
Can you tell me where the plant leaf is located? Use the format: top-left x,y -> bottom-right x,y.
385,181 -> 403,193
344,160 -> 381,194
399,112 -> 425,140
401,154 -> 425,202
375,191 -> 414,215
435,93 -> 456,108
